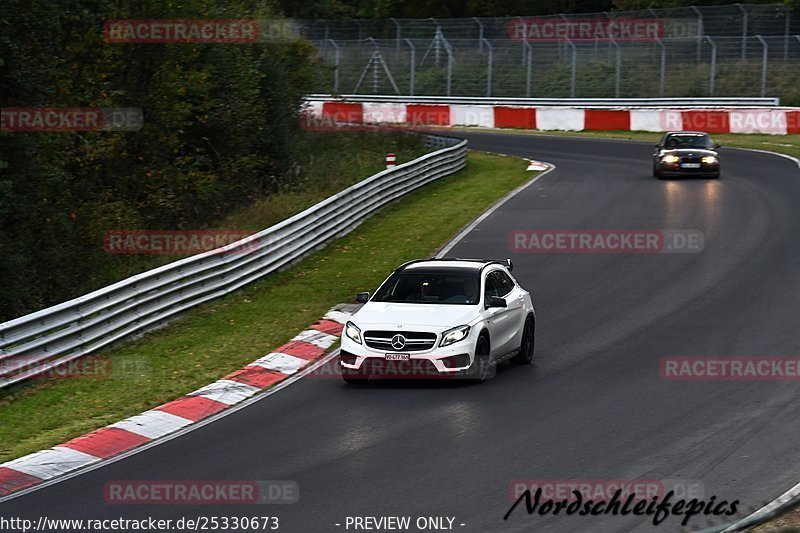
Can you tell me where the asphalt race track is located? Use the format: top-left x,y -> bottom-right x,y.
3,132 -> 800,532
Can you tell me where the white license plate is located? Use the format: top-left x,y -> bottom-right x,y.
385,353 -> 409,361
680,163 -> 701,169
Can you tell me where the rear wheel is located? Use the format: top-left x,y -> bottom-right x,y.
511,317 -> 535,365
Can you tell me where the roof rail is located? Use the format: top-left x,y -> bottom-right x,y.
395,257 -> 513,271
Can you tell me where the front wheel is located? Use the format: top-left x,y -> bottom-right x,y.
511,317 -> 535,365
468,335 -> 494,383
653,162 -> 662,179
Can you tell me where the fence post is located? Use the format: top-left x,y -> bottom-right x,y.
737,3 -> 748,59
690,6 -> 703,61
566,38 -> 577,98
405,38 -> 415,96
756,35 -> 768,97
705,36 -> 717,96
784,7 -> 790,60
327,39 -> 340,93
524,40 -> 533,98
482,38 -> 493,97
603,12 -> 613,63
447,48 -> 453,97
474,17 -> 484,53
656,37 -> 666,97
391,17 -> 400,58
610,36 -> 621,98
431,18 -> 441,66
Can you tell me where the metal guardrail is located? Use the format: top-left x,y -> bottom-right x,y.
305,94 -> 781,108
0,134 -> 467,389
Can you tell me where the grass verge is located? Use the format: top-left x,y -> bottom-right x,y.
0,151 -> 532,463
455,127 -> 800,160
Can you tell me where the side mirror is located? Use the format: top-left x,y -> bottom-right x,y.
486,296 -> 507,309
505,259 -> 514,272
355,292 -> 370,303
713,143 -> 721,149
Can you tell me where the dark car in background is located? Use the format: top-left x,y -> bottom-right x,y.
653,132 -> 721,179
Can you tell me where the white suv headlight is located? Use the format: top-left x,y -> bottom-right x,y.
345,321 -> 362,344
439,325 -> 471,347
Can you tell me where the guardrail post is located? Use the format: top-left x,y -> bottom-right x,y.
705,36 -> 717,96
756,35 -> 768,97
482,38 -> 493,97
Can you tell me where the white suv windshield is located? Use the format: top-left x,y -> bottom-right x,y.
373,271 -> 481,305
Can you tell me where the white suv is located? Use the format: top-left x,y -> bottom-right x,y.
339,258 -> 536,384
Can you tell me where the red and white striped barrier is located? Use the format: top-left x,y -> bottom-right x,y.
386,152 -> 396,168
0,306 -> 353,499
305,100 -> 800,135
